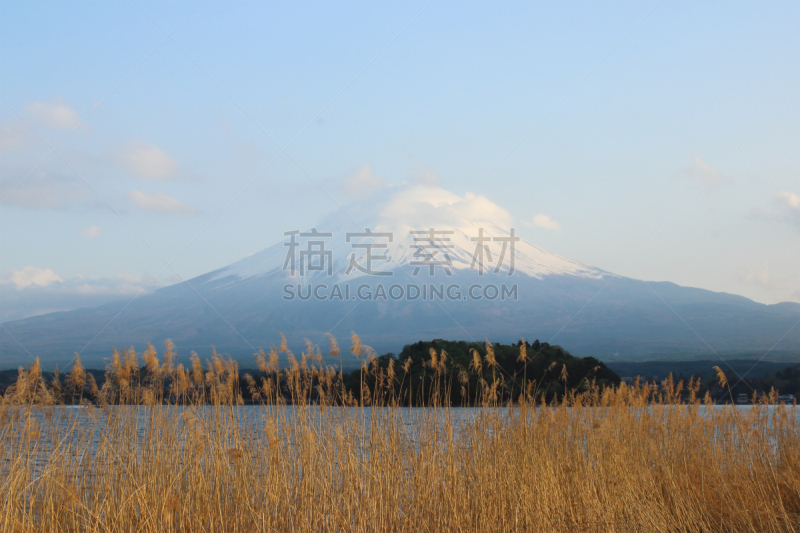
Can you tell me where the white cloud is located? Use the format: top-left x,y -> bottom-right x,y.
775,191 -> 800,229
78,226 -> 102,238
751,191 -> 800,229
117,139 -> 178,180
379,185 -> 514,230
0,269 -> 169,322
68,272 -> 155,295
24,97 -> 84,130
0,266 -> 62,289
127,190 -> 198,214
777,191 -> 800,212
341,164 -> 386,197
681,156 -> 731,188
532,214 -> 561,231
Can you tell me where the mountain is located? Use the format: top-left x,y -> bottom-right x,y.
2,185 -> 799,368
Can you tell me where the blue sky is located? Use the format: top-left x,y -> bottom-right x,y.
0,0 -> 798,320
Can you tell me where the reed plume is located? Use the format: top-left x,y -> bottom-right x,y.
1,335 -> 798,533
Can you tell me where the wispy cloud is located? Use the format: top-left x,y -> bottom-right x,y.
116,139 -> 178,180
24,97 -> 85,130
77,226 -> 102,238
738,261 -> 800,303
532,214 -> 561,231
341,163 -> 386,197
0,171 -> 87,209
681,156 -> 731,189
127,190 -> 198,214
777,191 -> 800,212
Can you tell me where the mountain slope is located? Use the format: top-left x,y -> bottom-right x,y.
1,186 -> 799,368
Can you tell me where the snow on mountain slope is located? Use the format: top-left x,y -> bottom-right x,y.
210,185 -> 607,283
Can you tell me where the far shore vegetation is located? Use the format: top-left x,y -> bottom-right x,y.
1,334 -> 799,531
2,337 -> 797,406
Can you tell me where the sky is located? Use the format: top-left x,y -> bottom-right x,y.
0,0 -> 798,322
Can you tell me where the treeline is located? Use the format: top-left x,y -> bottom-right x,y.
620,363 -> 800,403
698,364 -> 800,402
1,336 -> 619,407
340,338 -> 619,406
3,337 -> 798,406
750,364 -> 800,397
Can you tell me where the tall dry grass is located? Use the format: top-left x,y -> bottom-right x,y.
1,336 -> 799,532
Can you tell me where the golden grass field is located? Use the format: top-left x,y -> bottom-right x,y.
1,335 -> 799,532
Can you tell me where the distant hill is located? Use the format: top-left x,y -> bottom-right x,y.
605,359 -> 800,382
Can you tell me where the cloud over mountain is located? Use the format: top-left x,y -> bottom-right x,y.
0,267 -> 162,323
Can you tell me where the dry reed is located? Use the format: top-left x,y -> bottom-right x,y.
1,337 -> 799,532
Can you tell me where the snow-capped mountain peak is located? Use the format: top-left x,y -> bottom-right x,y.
210,186 -> 606,283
